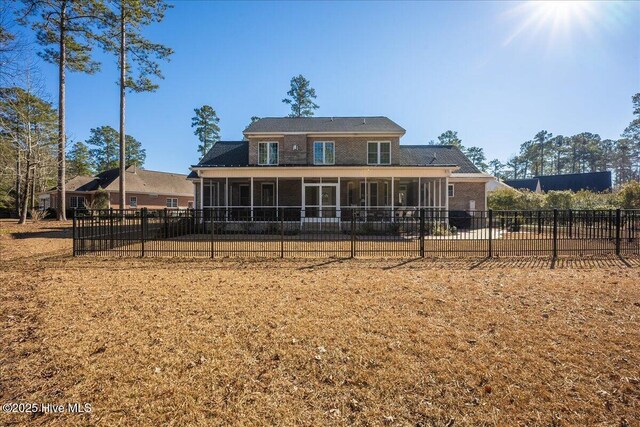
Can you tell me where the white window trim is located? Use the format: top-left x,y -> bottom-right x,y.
166,198 -> 178,208
313,141 -> 335,165
129,196 -> 138,208
448,184 -> 455,198
367,141 -> 391,165
258,141 -> 279,165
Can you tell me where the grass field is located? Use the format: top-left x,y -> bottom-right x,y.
1,219 -> 639,426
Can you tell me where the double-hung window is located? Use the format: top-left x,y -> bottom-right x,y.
166,198 -> 178,208
258,142 -> 278,165
367,141 -> 391,165
129,196 -> 137,208
70,196 -> 85,208
313,141 -> 335,165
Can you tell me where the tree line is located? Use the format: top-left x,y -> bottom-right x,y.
438,93 -> 640,186
0,0 -> 172,222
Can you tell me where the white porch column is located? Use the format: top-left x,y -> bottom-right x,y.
364,177 -> 368,213
445,176 -> 450,225
276,177 -> 279,210
250,177 -> 254,221
200,177 -> 204,209
337,177 -> 341,220
418,177 -> 421,209
391,177 -> 395,219
225,177 -> 229,220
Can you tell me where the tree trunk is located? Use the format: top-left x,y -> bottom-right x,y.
118,4 -> 126,211
57,2 -> 67,220
18,163 -> 32,224
15,146 -> 21,218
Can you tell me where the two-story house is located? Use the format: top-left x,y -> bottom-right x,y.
188,116 -> 492,222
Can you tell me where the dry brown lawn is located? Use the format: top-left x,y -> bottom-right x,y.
1,219 -> 639,426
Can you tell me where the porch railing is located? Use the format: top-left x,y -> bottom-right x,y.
72,207 -> 640,259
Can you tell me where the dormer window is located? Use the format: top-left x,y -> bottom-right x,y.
313,141 -> 335,165
258,142 -> 278,165
367,141 -> 391,165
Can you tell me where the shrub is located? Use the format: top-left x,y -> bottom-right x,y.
616,180 -> 640,209
488,189 -> 544,210
544,191 -> 574,209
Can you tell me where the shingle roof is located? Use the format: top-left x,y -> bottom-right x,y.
244,117 -> 405,134
60,166 -> 192,195
503,178 -> 541,192
199,141 -> 249,167
64,175 -> 101,192
399,145 -> 481,173
535,171 -> 612,192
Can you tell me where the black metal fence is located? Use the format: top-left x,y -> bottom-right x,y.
72,208 -> 640,259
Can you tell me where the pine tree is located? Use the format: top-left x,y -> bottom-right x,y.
125,134 -> 145,167
191,105 -> 220,160
86,125 -> 119,171
437,130 -> 464,150
282,75 -> 319,117
95,0 -> 172,209
19,0 -> 103,220
67,140 -> 93,176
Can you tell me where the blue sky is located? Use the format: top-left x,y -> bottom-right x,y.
16,1 -> 640,173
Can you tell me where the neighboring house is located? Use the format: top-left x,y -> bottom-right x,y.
486,178 -> 514,193
503,178 -> 542,193
40,165 -> 194,212
503,171 -> 612,194
188,116 -> 493,220
535,171 -> 612,192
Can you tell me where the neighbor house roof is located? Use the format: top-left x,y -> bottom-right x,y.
244,116 -> 406,135
398,145 -> 481,173
63,175 -> 101,192
503,178 -> 541,192
535,171 -> 612,192
55,166 -> 192,196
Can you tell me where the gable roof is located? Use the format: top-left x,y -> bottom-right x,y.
244,116 -> 405,135
399,145 -> 481,173
503,178 -> 541,192
60,166 -> 192,196
535,171 -> 612,192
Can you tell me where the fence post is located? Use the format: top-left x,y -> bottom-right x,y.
351,213 -> 356,258
72,208 -> 77,256
109,207 -> 114,249
615,208 -> 621,256
488,209 -> 493,258
568,209 -> 573,238
537,210 -> 542,234
280,207 -> 284,258
163,208 -> 168,239
141,207 -> 146,258
419,208 -> 425,258
210,208 -> 215,259
552,208 -> 558,259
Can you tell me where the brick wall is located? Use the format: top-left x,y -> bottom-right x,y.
307,136 -> 400,165
448,182 -> 486,211
109,192 -> 194,209
248,136 -> 400,166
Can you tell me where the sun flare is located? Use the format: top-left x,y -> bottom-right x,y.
503,0 -> 600,47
